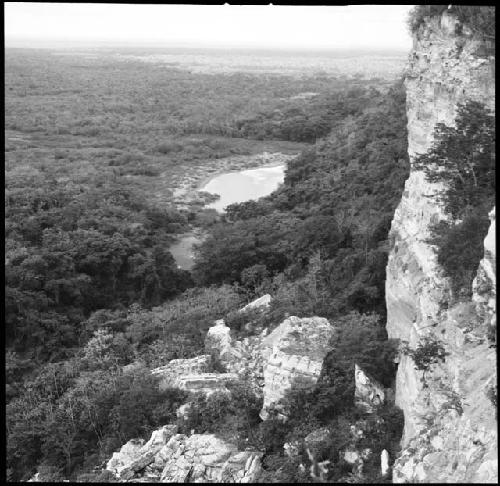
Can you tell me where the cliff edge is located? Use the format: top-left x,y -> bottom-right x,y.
386,10 -> 496,482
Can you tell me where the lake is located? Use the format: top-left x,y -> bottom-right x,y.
201,164 -> 285,212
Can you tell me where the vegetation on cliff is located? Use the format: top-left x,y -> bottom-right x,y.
407,5 -> 495,39
414,101 -> 495,298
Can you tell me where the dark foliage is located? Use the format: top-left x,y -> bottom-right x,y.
429,211 -> 491,297
400,336 -> 449,372
408,5 -> 495,39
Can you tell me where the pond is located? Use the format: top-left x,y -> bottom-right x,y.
170,162 -> 286,270
200,164 -> 285,212
168,234 -> 203,271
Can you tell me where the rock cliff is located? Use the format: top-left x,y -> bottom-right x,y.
260,316 -> 335,420
386,10 -> 496,483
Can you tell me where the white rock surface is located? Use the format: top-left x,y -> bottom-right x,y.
205,320 -> 233,363
151,355 -> 212,390
173,372 -> 238,396
260,316 -> 335,420
159,433 -> 262,483
106,428 -> 261,483
381,449 -> 390,477
354,364 -> 385,413
106,425 -> 179,480
240,294 -> 271,312
473,207 -> 496,330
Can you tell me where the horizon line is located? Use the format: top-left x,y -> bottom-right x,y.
5,39 -> 411,53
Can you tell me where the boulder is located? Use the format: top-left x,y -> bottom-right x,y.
354,364 -> 385,413
106,425 -> 178,479
381,449 -> 390,477
205,320 -> 266,390
240,294 -> 271,312
174,372 -> 238,396
205,320 -> 233,363
260,316 -> 335,420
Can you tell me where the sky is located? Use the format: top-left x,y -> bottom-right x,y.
5,3 -> 414,51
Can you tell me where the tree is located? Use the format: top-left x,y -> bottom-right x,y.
413,101 -> 495,297
413,101 -> 495,219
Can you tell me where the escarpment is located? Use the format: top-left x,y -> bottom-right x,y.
386,10 -> 496,483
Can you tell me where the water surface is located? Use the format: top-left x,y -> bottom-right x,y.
201,164 -> 285,212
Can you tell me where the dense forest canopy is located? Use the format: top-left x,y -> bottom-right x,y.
6,48 -> 409,482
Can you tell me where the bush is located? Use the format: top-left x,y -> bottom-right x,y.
407,5 -> 448,33
428,210 -> 491,298
401,336 -> 449,372
408,5 -> 495,38
486,384 -> 497,409
224,306 -> 273,339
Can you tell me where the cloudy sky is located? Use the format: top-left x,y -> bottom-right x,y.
5,3 -> 414,51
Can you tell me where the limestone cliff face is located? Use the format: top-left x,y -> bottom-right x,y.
386,10 -> 496,483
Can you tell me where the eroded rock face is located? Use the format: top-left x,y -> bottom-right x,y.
151,355 -> 212,390
205,318 -> 267,394
473,207 -> 496,331
260,316 -> 335,420
106,427 -> 261,483
205,320 -> 233,364
240,294 -> 271,312
174,372 -> 238,396
386,10 -> 497,483
151,355 -> 237,396
106,425 -> 179,480
159,434 -> 262,483
354,364 -> 385,413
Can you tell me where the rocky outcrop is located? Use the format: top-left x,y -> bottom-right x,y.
473,207 -> 496,331
106,425 -> 179,480
204,294 -> 272,376
159,434 -> 262,483
205,319 -> 266,393
386,10 -> 496,483
151,355 -> 212,390
381,449 -> 390,477
260,316 -> 335,420
174,372 -> 238,395
108,308 -> 338,482
151,354 -> 238,396
354,364 -> 386,413
106,427 -> 261,483
205,320 -> 234,364
240,294 -> 271,312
